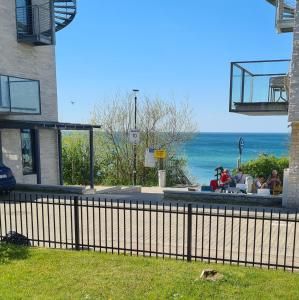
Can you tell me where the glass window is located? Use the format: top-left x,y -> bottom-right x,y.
16,0 -> 33,35
0,75 -> 40,114
21,129 -> 36,175
9,77 -> 40,114
0,76 -> 10,112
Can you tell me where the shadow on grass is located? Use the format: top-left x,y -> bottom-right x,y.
0,242 -> 30,264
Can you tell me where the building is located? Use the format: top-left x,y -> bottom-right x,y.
229,0 -> 299,207
0,0 -> 99,188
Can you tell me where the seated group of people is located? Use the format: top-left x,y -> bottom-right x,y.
218,168 -> 282,194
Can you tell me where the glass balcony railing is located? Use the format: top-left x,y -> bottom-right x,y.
0,75 -> 41,114
229,59 -> 290,115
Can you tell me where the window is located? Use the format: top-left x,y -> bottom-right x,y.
0,75 -> 41,114
21,129 -> 36,175
16,0 -> 33,35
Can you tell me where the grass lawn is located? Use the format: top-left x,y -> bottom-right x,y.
0,245 -> 299,299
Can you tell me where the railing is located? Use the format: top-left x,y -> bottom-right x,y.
1,192 -> 299,271
229,59 -> 290,113
16,4 -> 54,45
276,0 -> 295,32
0,75 -> 41,114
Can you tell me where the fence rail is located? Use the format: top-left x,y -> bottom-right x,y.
0,193 -> 298,271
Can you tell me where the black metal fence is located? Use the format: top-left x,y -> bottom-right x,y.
0,193 -> 299,271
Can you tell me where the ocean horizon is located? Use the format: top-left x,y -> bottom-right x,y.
179,132 -> 290,185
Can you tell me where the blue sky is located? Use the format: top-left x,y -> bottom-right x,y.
55,0 -> 293,132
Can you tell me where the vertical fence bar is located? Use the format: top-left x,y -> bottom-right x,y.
245,208 -> 249,267
230,208 -> 234,265
64,196 -> 68,249
237,208 -> 242,265
92,198 -> 96,251
253,209 -> 257,267
149,201 -> 152,258
87,197 -> 90,250
291,212 -> 298,272
130,200 -> 132,256
41,195 -> 45,247
208,206 -> 212,263
201,205 -> 205,262
74,196 -> 80,251
176,203 -> 179,260
276,212 -> 281,269
36,194 -> 40,247
98,199 -> 102,252
123,200 -> 126,255
162,203 -> 165,259
260,209 -> 265,268
216,206 -> 219,264
53,196 -> 57,248
187,203 -> 192,262
268,210 -> 273,269
143,201 -> 145,257
58,196 -> 62,248
156,201 -> 158,258
223,207 -> 227,264
283,212 -> 289,271
117,199 -> 120,255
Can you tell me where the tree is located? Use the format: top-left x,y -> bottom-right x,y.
239,154 -> 289,179
89,93 -> 198,186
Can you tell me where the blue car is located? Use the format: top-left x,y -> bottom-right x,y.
0,164 -> 16,192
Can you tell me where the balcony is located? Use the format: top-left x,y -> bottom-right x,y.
266,0 -> 295,33
0,75 -> 41,115
229,60 -> 290,116
16,3 -> 54,46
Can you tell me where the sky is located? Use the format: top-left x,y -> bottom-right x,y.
55,0 -> 293,133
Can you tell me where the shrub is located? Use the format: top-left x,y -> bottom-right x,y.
240,154 -> 289,179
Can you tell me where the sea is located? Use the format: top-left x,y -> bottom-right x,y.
179,133 -> 290,185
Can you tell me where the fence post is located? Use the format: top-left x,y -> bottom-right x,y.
187,203 -> 192,262
74,196 -> 80,250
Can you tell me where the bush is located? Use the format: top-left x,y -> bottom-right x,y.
240,154 -> 289,179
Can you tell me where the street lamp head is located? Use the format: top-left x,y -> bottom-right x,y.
133,89 -> 139,93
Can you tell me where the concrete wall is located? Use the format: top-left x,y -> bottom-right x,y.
0,0 -> 58,122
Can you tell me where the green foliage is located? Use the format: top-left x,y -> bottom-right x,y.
62,95 -> 197,187
240,154 -> 289,179
62,132 -> 191,186
0,243 -> 29,264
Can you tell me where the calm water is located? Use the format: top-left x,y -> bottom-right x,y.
180,133 -> 289,185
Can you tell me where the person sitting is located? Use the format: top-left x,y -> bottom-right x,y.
255,175 -> 266,190
233,168 -> 246,185
220,169 -> 232,189
263,170 -> 282,194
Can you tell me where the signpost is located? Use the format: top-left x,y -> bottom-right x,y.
238,137 -> 245,168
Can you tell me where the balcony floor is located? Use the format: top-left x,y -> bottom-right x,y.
232,102 -> 288,116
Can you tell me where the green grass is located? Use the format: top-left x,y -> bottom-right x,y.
0,246 -> 299,299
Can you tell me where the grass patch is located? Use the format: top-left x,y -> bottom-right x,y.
0,248 -> 298,299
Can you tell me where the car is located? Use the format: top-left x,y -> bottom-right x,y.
0,163 -> 16,192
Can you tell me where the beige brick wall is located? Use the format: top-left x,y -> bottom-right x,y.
283,123 -> 299,207
40,129 -> 59,185
0,0 -> 58,122
284,2 -> 299,207
0,129 -> 59,185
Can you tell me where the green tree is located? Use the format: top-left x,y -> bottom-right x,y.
240,154 -> 289,179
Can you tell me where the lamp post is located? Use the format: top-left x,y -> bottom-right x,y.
132,89 -> 139,186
